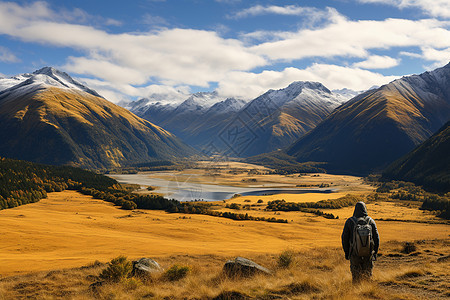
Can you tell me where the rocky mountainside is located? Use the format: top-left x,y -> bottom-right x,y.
286,62 -> 450,174
382,121 -> 450,192
0,67 -> 198,169
131,82 -> 349,157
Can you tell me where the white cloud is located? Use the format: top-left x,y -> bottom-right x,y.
229,5 -> 344,27
252,18 -> 450,61
217,64 -> 398,99
353,55 -> 400,69
0,46 -> 19,62
141,13 -> 168,26
79,77 -> 190,104
358,0 -> 450,19
420,47 -> 450,67
1,1 -> 448,102
0,1 -> 266,89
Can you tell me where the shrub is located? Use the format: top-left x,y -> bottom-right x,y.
99,256 -> 133,282
401,242 -> 417,254
278,250 -> 295,269
164,265 -> 190,281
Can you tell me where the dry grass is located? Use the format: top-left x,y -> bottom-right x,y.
0,187 -> 449,299
1,240 -> 448,299
0,190 -> 448,277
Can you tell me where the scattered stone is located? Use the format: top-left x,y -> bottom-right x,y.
223,257 -> 271,277
132,258 -> 162,277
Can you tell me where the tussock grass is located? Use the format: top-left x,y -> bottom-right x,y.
1,240 -> 449,299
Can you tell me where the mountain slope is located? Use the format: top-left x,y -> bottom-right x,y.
0,67 -> 197,169
286,62 -> 450,174
382,121 -> 450,192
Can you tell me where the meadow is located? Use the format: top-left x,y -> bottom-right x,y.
0,184 -> 448,298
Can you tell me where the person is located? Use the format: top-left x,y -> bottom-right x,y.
341,201 -> 379,283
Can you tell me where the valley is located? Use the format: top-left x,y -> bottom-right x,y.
0,63 -> 448,299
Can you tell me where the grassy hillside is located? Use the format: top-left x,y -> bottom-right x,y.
0,87 -> 198,170
382,121 -> 450,192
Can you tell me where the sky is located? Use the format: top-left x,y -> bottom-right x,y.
0,0 -> 449,103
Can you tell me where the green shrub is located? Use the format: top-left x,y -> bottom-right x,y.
164,265 -> 190,281
278,250 -> 295,269
99,256 -> 133,282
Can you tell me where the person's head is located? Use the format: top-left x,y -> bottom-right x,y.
353,201 -> 368,217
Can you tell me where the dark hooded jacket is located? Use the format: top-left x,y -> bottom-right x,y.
341,202 -> 379,259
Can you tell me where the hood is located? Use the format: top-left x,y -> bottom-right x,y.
353,201 -> 368,218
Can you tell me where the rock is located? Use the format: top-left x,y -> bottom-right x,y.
132,258 -> 162,277
223,257 -> 271,277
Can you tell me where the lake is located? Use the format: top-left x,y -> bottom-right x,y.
108,173 -> 335,202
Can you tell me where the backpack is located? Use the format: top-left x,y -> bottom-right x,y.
350,216 -> 374,257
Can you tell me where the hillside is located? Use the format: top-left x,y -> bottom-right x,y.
0,67 -> 198,169
382,121 -> 450,192
286,62 -> 450,174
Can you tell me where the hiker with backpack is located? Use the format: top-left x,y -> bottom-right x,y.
341,201 -> 379,283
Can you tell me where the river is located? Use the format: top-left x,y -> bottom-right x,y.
108,173 -> 335,202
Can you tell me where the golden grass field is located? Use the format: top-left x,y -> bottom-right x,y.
0,163 -> 449,299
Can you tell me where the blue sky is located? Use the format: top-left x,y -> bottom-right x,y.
0,0 -> 449,103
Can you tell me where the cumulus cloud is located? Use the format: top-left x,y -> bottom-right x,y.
79,77 -> 190,104
0,1 -> 266,90
0,46 -> 19,62
353,55 -> 400,69
0,1 -> 448,102
252,18 -> 450,61
358,0 -> 450,19
228,5 -> 345,31
217,64 -> 398,99
420,47 -> 450,67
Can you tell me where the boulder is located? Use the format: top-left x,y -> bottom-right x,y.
132,258 -> 162,277
223,257 -> 271,277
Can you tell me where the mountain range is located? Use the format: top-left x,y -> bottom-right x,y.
1,63 -> 448,178
131,82 -> 350,157
0,67 -> 197,169
284,62 -> 450,174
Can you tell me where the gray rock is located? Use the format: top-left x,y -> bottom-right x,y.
223,257 -> 271,277
132,258 -> 162,276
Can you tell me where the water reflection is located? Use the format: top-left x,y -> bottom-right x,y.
108,174 -> 334,202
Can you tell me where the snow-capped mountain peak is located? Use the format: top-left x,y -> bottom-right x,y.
0,67 -> 102,98
207,97 -> 247,114
176,91 -> 224,112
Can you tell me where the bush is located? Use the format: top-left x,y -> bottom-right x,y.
99,256 -> 133,282
401,242 -> 417,254
278,250 -> 295,269
164,265 -> 190,281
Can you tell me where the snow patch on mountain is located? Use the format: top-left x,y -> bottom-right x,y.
0,67 -> 103,99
